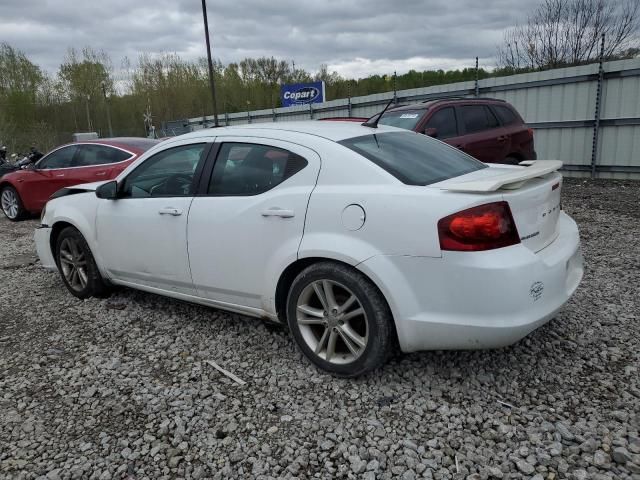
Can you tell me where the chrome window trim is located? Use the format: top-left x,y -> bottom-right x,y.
36,143 -> 137,170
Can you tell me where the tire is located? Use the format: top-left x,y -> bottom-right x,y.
1,185 -> 26,221
55,226 -> 109,299
504,155 -> 521,165
286,261 -> 394,377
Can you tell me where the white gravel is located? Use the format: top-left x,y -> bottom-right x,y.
0,178 -> 639,480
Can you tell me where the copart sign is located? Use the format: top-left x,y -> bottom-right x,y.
281,81 -> 326,107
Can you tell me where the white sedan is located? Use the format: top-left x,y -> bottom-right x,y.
35,122 -> 583,377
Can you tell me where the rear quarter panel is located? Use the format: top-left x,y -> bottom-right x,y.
299,143 -> 505,262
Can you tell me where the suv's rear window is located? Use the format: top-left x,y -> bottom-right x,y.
493,105 -> 520,125
378,110 -> 426,130
339,132 -> 486,186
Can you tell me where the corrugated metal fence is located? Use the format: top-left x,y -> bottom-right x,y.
166,57 -> 640,179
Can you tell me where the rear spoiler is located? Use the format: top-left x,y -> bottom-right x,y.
439,160 -> 563,193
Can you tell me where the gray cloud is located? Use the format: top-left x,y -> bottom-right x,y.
0,0 -> 539,77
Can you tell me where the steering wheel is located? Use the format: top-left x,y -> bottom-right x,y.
151,173 -> 193,196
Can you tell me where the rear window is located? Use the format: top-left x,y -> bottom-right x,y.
339,132 -> 486,186
378,110 -> 426,130
118,139 -> 161,151
493,105 -> 520,125
459,105 -> 499,133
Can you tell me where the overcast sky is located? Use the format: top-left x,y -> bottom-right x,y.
0,0 -> 540,78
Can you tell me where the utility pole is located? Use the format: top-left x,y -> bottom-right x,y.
101,81 -> 114,137
475,57 -> 480,97
201,0 -> 219,127
85,95 -> 92,131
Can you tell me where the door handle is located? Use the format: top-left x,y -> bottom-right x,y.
497,136 -> 508,142
56,174 -> 65,177
158,207 -> 183,216
261,208 -> 295,218
95,172 -> 107,176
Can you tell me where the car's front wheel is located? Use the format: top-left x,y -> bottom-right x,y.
1,185 -> 26,221
286,262 -> 394,377
55,226 -> 109,299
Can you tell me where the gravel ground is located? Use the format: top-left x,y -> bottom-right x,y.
0,178 -> 639,480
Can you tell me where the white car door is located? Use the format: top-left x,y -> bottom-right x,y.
96,140 -> 212,295
187,136 -> 321,313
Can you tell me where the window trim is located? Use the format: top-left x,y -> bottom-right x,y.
116,142 -> 212,199
201,140 -> 309,197
36,143 -> 136,170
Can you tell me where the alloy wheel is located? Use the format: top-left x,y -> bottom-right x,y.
59,237 -> 88,292
296,279 -> 369,364
1,189 -> 19,219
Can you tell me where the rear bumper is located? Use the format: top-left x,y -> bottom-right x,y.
34,226 -> 57,271
357,211 -> 583,352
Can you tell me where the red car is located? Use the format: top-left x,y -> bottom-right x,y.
368,97 -> 536,164
0,138 -> 160,221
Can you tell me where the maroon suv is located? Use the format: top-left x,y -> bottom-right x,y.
375,98 -> 536,164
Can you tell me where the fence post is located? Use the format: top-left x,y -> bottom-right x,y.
225,112 -> 229,126
393,71 -> 397,104
590,33 -> 606,179
347,82 -> 352,117
247,110 -> 251,124
309,103 -> 313,119
475,57 -> 480,97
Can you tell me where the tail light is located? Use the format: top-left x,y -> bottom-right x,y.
438,201 -> 520,251
528,128 -> 534,137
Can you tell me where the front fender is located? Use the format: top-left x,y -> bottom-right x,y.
47,194 -> 107,277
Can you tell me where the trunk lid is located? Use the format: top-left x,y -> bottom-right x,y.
433,162 -> 563,252
500,173 -> 562,252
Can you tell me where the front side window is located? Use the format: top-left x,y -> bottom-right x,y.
37,146 -> 78,169
208,143 -> 308,196
378,110 -> 426,130
74,145 -> 131,167
424,107 -> 458,139
122,143 -> 206,198
339,132 -> 486,186
459,105 -> 499,133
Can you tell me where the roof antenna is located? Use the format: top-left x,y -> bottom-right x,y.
362,98 -> 395,128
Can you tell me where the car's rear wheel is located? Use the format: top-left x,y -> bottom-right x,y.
1,185 -> 26,221
286,262 -> 394,377
55,226 -> 109,299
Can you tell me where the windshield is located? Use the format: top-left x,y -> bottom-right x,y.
339,131 -> 486,186
378,110 -> 426,130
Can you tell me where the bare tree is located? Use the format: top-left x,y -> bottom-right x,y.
498,0 -> 639,70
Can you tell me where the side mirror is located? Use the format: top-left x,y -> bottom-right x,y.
96,181 -> 118,200
424,127 -> 438,138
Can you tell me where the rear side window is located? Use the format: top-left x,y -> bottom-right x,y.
74,145 -> 131,167
459,105 -> 499,133
209,143 -> 308,196
339,132 -> 486,186
493,105 -> 520,126
424,107 -> 458,138
378,110 -> 426,130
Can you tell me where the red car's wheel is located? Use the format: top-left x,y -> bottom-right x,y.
1,185 -> 26,221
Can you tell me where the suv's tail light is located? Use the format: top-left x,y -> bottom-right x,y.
438,201 -> 520,251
